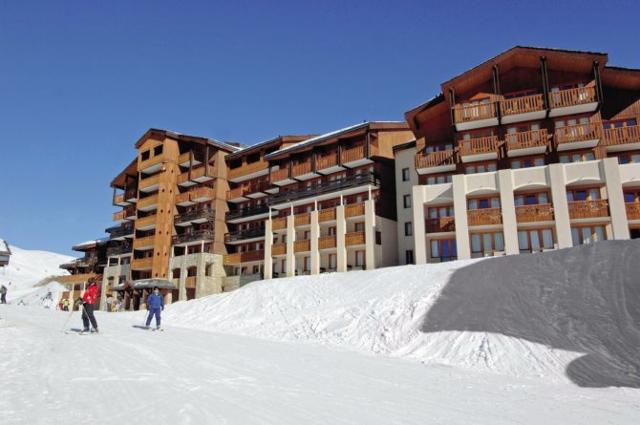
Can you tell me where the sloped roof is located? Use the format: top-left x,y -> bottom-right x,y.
135,128 -> 242,153
225,135 -> 316,160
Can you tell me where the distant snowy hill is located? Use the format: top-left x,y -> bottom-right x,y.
0,242 -> 74,298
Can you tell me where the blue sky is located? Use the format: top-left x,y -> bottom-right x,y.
1,0 -> 639,255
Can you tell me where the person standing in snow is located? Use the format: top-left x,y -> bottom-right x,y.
0,284 -> 7,304
145,287 -> 164,330
80,280 -> 99,333
62,298 -> 70,311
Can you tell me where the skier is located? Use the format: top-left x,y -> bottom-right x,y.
62,298 -> 70,311
0,284 -> 7,304
80,280 -> 99,333
145,287 -> 164,330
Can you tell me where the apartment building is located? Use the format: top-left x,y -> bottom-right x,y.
397,46 -> 640,264
58,239 -> 107,308
101,129 -> 240,310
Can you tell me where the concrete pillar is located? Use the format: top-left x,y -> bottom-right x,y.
412,186 -> 427,264
310,210 -> 320,274
264,218 -> 273,279
336,204 -> 347,272
178,261 -> 187,301
195,254 -> 206,298
452,174 -> 471,259
364,198 -> 376,270
602,158 -> 630,240
285,213 -> 296,277
548,164 -> 572,249
100,273 -> 109,311
498,170 -> 519,255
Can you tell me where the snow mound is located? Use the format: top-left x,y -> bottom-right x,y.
0,243 -> 73,292
165,240 -> 640,387
9,281 -> 66,308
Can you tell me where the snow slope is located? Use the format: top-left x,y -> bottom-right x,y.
0,243 -> 73,297
164,240 -> 640,388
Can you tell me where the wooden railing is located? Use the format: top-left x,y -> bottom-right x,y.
56,273 -> 98,285
453,101 -> 497,124
458,136 -> 499,157
188,186 -> 215,201
506,129 -> 548,152
228,160 -> 268,180
139,173 -> 161,190
135,215 -> 156,229
568,200 -> 609,219
500,93 -> 544,116
175,191 -> 190,204
549,86 -> 597,109
133,235 -> 155,249
316,153 -> 339,170
270,167 -> 290,183
425,217 -> 455,233
137,194 -> 159,210
515,204 -> 554,223
319,208 -> 336,222
272,217 -> 286,230
248,179 -> 270,193
415,150 -> 456,170
341,145 -> 366,164
555,122 -> 601,145
131,257 -> 153,270
185,276 -> 197,288
292,160 -> 313,177
467,208 -> 502,226
345,203 -> 365,218
224,250 -> 264,265
114,193 -> 126,205
272,243 -> 286,256
626,203 -> 640,220
603,125 -> 640,147
112,210 -> 127,222
318,235 -> 337,250
294,240 -> 310,253
345,231 -> 365,246
226,186 -> 246,200
112,205 -> 135,222
139,152 -> 165,170
294,212 -> 310,226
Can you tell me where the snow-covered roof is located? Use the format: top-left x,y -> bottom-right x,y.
0,239 -> 11,255
72,237 -> 109,251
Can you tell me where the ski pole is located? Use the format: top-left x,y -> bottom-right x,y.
60,305 -> 76,333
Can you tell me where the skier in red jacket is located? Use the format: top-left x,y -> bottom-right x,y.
80,280 -> 99,333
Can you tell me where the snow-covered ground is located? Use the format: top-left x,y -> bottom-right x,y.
1,240 -> 639,424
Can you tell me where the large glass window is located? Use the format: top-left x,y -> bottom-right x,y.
571,225 -> 607,246
470,232 -> 504,254
519,229 -> 554,252
430,239 -> 457,261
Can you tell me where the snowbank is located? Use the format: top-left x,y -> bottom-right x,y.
8,281 -> 66,308
165,240 -> 640,387
0,243 -> 73,294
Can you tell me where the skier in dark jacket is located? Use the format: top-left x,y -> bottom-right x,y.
80,280 -> 99,333
145,287 -> 164,330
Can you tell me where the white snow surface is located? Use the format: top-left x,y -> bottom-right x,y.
1,240 -> 639,424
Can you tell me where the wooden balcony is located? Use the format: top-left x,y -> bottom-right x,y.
272,243 -> 286,256
318,235 -> 337,250
291,159 -> 316,180
178,151 -> 202,167
139,173 -> 161,193
603,125 -> 640,152
341,144 -> 375,167
345,203 -> 365,218
177,186 -> 215,206
467,208 -> 503,226
175,191 -> 191,206
500,93 -> 545,124
270,167 -> 293,186
515,204 -> 554,223
272,217 -> 286,231
228,159 -> 269,182
294,240 -> 310,253
568,200 -> 609,219
224,250 -> 264,265
139,152 -> 165,174
135,214 -> 156,231
549,86 -> 598,117
319,208 -> 336,222
554,122 -> 601,151
294,212 -> 310,226
626,203 -> 640,221
131,257 -> 153,271
345,231 -> 365,246
425,217 -> 455,233
133,235 -> 155,250
113,193 -> 128,206
185,276 -> 197,289
453,101 -> 498,131
55,273 -> 98,285
505,129 -> 548,157
226,185 -> 248,203
137,194 -> 159,211
316,152 -> 343,174
112,206 -> 136,222
224,227 -> 265,243
458,136 -> 500,163
415,150 -> 457,174
112,210 -> 127,222
172,229 -> 215,245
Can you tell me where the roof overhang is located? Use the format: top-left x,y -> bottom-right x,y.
134,128 -> 241,153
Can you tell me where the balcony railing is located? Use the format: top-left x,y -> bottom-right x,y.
228,159 -> 268,181
467,208 -> 503,226
106,223 -> 134,239
270,167 -> 290,183
172,229 -> 215,245
135,215 -> 156,229
626,203 -> 640,220
268,173 -> 378,205
272,243 -> 286,256
178,164 -> 213,184
139,173 -> 161,191
177,186 -> 215,205
318,235 -> 337,249
131,257 -> 153,270
56,273 -> 98,285
415,150 -> 456,170
506,129 -> 548,152
139,152 -> 165,171
345,231 -> 365,246
224,250 -> 264,265
113,206 -> 136,222
106,242 -> 132,256
318,208 -> 336,222
453,101 -> 498,124
113,193 -> 126,205
292,160 -> 313,177
137,194 -> 159,210
294,212 -> 310,226
555,122 -> 601,146
294,240 -> 310,253
224,227 -> 265,243
133,235 -> 155,250
500,93 -> 544,116
549,86 -> 597,109
316,153 -> 339,170
271,217 -> 286,230
603,125 -> 640,147
226,203 -> 270,220
174,207 -> 215,225
226,186 -> 246,201
345,203 -> 365,218
458,136 -> 500,157
425,217 -> 455,233
515,204 -> 554,223
568,200 -> 609,219
341,145 -> 366,164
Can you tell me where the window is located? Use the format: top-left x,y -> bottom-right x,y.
403,194 -> 412,208
402,168 -> 410,182
430,239 -> 457,261
566,188 -> 601,202
355,222 -> 365,232
404,222 -> 413,236
624,190 -> 640,203
328,226 -> 337,236
468,197 -> 500,210
140,150 -> 150,161
303,257 -> 310,272
205,263 -> 213,277
466,162 -> 497,174
426,174 -> 453,185
355,251 -> 365,267
571,225 -> 606,246
252,265 -> 259,274
405,250 -> 414,264
153,145 -> 163,156
514,192 -> 549,206
427,205 -> 454,218
559,150 -> 595,163
511,157 -> 544,169
376,231 -> 382,245
518,229 -> 554,253
470,232 -> 505,254
329,254 -> 337,270
187,266 -> 197,277
615,153 -> 640,164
